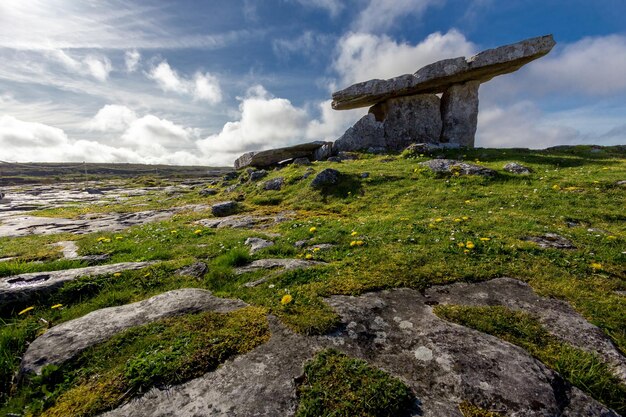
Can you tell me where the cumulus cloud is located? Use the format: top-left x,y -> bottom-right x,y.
272,31 -> 334,59
353,0 -> 444,33
333,30 -> 476,86
125,50 -> 141,72
48,49 -> 113,81
148,60 -> 222,104
86,105 -> 138,132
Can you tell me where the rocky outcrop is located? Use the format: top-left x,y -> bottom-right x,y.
440,81 -> 480,147
0,262 -> 155,313
331,35 -> 556,110
523,233 -> 576,249
245,237 -> 274,254
196,211 -> 295,229
101,282 -> 619,417
211,201 -> 238,217
419,159 -> 497,177
234,141 -> 331,169
21,289 -> 247,375
504,162 -> 532,174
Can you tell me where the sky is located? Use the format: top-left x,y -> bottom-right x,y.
1,0 -> 625,166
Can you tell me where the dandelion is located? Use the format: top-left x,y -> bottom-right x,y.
313,247 -> 321,252
464,200 -> 471,204
552,184 -> 561,190
462,216 -> 469,220
607,235 -> 617,240
305,254 -> 313,260
309,227 -> 317,233
428,223 -> 435,228
435,218 -> 443,222
355,240 -> 365,246
170,230 -> 178,234
115,236 -> 124,240
281,294 -> 293,305
351,231 -> 358,236
194,229 -> 202,235
480,237 -> 491,241
113,272 -> 121,277
18,306 -> 34,315
466,241 -> 475,249
457,242 -> 465,248
350,241 -> 357,247
97,237 -> 107,242
590,262 -> 603,270
463,249 -> 470,254
51,304 -> 63,309
454,218 -> 462,222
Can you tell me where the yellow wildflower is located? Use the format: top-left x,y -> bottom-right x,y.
309,227 -> 317,233
18,306 -> 34,315
552,184 -> 561,190
454,218 -> 462,222
351,231 -> 358,236
464,200 -> 471,204
194,229 -> 202,234
170,230 -> 178,234
462,216 -> 469,220
115,236 -> 124,240
428,223 -> 435,228
350,240 -> 357,247
463,249 -> 470,254
313,247 -> 321,252
607,235 -> 617,240
466,241 -> 475,249
305,254 -> 313,260
102,238 -> 111,243
355,240 -> 365,246
51,304 -> 63,309
457,242 -> 465,248
590,262 -> 603,270
97,237 -> 107,242
113,272 -> 121,277
281,294 -> 293,305
435,218 -> 443,222
480,237 -> 491,241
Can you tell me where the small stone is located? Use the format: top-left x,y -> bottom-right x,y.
199,188 -> 218,196
211,201 -> 237,217
327,156 -> 342,163
176,262 -> 208,279
360,172 -> 370,178
419,159 -> 496,177
223,172 -> 238,181
263,177 -> 285,191
294,240 -> 308,248
311,168 -> 340,188
249,170 -> 268,181
523,233 -> 575,249
292,158 -> 311,166
245,237 -> 274,254
504,162 -> 532,175
616,180 -> 626,186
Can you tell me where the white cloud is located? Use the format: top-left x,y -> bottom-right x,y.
272,31 -> 334,59
0,115 -> 68,148
291,0 -> 344,17
148,60 -> 222,104
353,0 -> 444,33
48,49 -> 112,81
333,30 -> 476,86
86,105 -> 137,132
125,50 -> 141,72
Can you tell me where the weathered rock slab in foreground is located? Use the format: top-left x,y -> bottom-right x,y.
332,35 -> 555,110
234,141 -> 331,169
21,289 -> 247,375
101,283 -> 617,416
196,211 -> 295,229
0,262 -> 155,312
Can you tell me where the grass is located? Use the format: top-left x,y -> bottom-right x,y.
434,305 -> 626,413
1,306 -> 269,417
1,145 -> 625,413
295,349 -> 415,417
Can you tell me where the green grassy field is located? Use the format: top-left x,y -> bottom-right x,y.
0,145 -> 624,415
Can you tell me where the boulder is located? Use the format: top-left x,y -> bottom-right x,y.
419,159 -> 497,177
332,35 -> 555,110
379,95 -> 442,150
176,262 -> 208,279
310,168 -> 341,188
504,162 -> 533,175
249,170 -> 268,181
20,289 -> 247,375
197,212 -> 295,229
234,142 -> 330,169
211,201 -> 237,217
440,81 -> 480,147
523,233 -> 575,249
333,113 -> 384,153
327,156 -> 342,163
292,157 -> 311,166
199,188 -> 218,196
262,177 -> 284,191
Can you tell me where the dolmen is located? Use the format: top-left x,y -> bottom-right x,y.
234,35 -> 555,169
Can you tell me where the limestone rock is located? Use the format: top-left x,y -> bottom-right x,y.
21,289 -> 247,375
245,237 -> 274,254
234,142 -> 330,169
379,95 -> 442,150
313,143 -> 333,161
176,262 -> 208,279
0,262 -> 155,313
523,233 -> 575,249
327,156 -> 342,163
199,188 -> 218,196
504,162 -> 533,174
211,201 -> 237,217
197,212 -> 295,229
235,258 -> 324,275
310,168 -> 341,188
402,143 -> 443,157
332,35 -> 556,110
249,170 -> 268,181
262,177 -> 284,191
333,113 -> 384,153
292,157 -> 311,166
419,159 -> 497,177
440,81 -> 479,147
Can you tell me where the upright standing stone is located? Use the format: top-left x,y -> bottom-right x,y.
379,94 -> 442,150
440,81 -> 480,147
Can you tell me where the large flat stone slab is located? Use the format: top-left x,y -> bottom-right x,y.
234,141 -> 331,169
332,35 -> 555,110
21,289 -> 247,375
0,262 -> 155,311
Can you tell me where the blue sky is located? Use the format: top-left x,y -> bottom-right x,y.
1,0 -> 625,166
